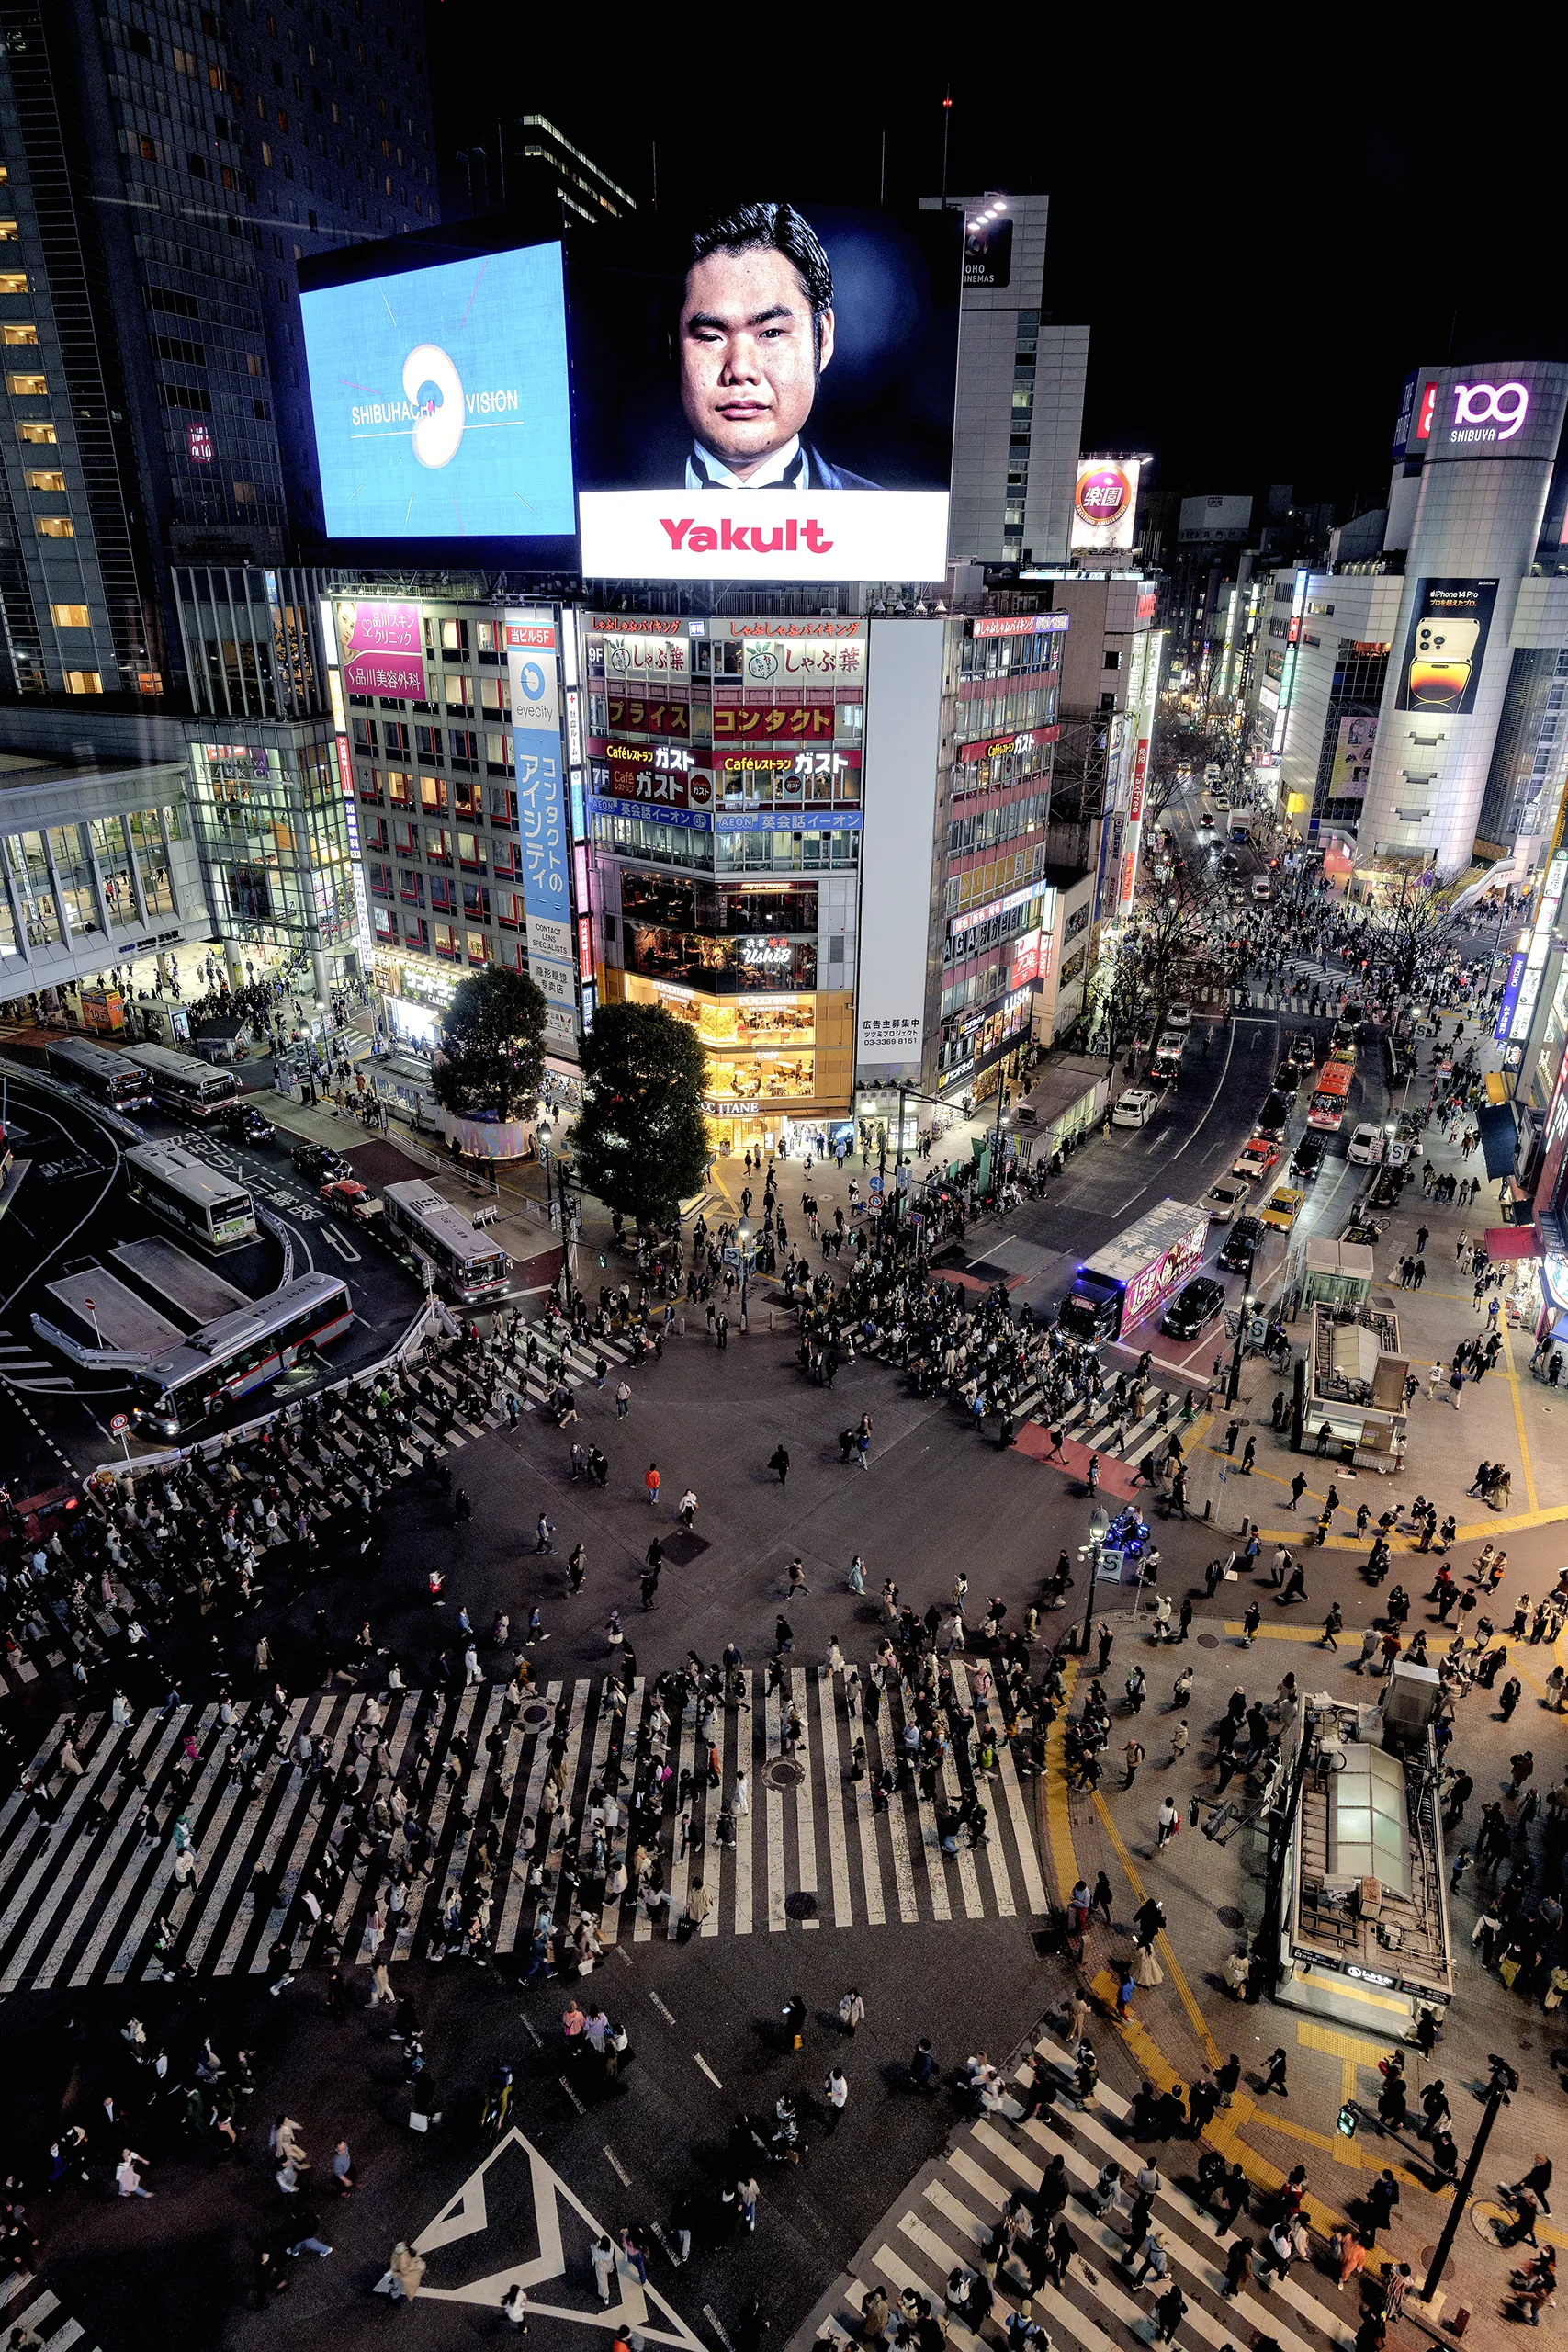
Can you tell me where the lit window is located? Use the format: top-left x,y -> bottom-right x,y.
17,421 -> 55,444
63,669 -> 103,694
6,371 -> 47,396
0,273 -> 28,295
0,220 -> 17,242
35,515 -> 73,537
233,481 -> 255,503
1,324 -> 36,345
26,469 -> 63,492
51,603 -> 90,628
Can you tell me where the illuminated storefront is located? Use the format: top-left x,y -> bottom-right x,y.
587,614 -> 863,1150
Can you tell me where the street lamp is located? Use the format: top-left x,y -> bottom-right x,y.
737,1213 -> 753,1333
1077,1502 -> 1111,1656
536,1117 -> 575,1310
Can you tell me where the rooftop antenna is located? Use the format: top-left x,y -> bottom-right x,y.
941,89 -> 953,206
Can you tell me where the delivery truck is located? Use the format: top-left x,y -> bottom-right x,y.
1057,1196 -> 1209,1342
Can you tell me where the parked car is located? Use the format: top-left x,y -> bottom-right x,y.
1204,1177 -> 1251,1223
1261,1185 -> 1304,1232
291,1141 -> 351,1184
1348,1122 -> 1386,1166
220,1103 -> 275,1147
1233,1136 -> 1281,1182
1113,1087 -> 1159,1129
1219,1216 -> 1264,1272
320,1177 -> 381,1222
1162,1274 -> 1227,1340
1291,1133 -> 1329,1182
1256,1090 -> 1292,1141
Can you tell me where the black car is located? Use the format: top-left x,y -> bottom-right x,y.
221,1103 -> 275,1147
1286,1032 -> 1316,1070
1274,1058 -> 1302,1094
1162,1273 -> 1227,1340
291,1140 -> 351,1184
1219,1216 -> 1263,1272
1257,1090 -> 1292,1141
1292,1133 -> 1328,1182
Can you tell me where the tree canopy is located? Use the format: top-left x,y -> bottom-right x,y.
571,1001 -> 710,1229
430,965 -> 547,1124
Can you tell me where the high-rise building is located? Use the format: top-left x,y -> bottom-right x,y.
928,193 -> 1088,576
1358,360 -> 1568,874
0,0 -> 436,706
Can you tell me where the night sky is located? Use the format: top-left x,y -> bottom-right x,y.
423,17 -> 1568,521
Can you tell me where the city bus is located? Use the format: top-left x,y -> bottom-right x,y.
45,1035 -> 155,1112
129,1272 -> 355,1438
381,1178 -> 513,1305
125,1141 -> 257,1249
119,1042 -> 241,1122
1307,1058 -> 1355,1134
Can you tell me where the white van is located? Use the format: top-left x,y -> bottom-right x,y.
1348,1122 -> 1385,1165
1113,1086 -> 1159,1129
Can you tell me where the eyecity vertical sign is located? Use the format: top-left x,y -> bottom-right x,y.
505,613 -> 575,1028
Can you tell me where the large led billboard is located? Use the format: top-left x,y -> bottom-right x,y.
572,202 -> 960,582
299,243 -> 574,542
1070,456 -> 1141,553
1393,578 -> 1498,716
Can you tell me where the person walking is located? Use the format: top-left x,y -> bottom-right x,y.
822,2067 -> 849,2132
839,1987 -> 866,2037
615,1380 -> 632,1419
644,1462 -> 660,1507
115,2148 -> 153,2198
1263,2048 -> 1289,2098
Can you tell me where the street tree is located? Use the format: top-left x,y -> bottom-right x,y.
1358,875 -> 1454,1001
1130,862 -> 1214,1010
572,1001 -> 709,1231
430,965 -> 547,1124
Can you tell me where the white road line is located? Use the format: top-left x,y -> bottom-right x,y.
812,1668 -> 855,1928
763,1682 -> 787,1932
788,1668 -> 819,1930
874,1708 -> 919,1925
183,1700 -> 315,1971
693,2052 -> 723,2088
730,1690 -> 754,1937
988,1711 -> 1046,1914
665,1702 -> 697,1939
394,1689 -> 479,1957
48,1712 -> 193,1992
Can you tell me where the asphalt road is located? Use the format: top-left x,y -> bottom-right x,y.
0,1073 -> 429,1487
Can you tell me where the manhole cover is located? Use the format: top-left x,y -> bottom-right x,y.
1218,1907 -> 1245,1930
1198,1634 -> 1221,1648
1418,2247 -> 1454,2280
521,1704 -> 550,1727
784,1890 -> 818,1918
766,1758 -> 806,1789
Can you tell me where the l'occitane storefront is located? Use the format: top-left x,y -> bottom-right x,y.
604,970 -> 852,1153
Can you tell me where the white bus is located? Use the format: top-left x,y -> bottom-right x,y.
130,1272 -> 355,1437
125,1142 -> 257,1249
45,1035 -> 155,1112
382,1177 -> 513,1305
119,1042 -> 241,1122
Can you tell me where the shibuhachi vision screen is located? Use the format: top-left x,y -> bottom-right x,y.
299,242 -> 575,541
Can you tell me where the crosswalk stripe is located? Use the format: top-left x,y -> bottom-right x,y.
0,1666 -> 1047,1988
812,1668 -> 855,1928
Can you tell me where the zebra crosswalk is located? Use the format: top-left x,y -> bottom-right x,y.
0,1662 -> 1047,1993
1,2269 -> 103,2352
797,2024 -> 1367,2352
1042,1384 -> 1197,1472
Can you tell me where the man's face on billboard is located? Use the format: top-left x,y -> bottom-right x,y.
678,244 -> 834,476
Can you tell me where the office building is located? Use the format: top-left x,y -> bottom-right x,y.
930,193 -> 1088,575
1247,362 -> 1568,883
0,0 -> 436,706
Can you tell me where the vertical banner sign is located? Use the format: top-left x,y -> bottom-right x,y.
321,598 -> 375,964
505,613 -> 575,1022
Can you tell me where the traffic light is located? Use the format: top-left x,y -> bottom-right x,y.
1337,2101 -> 1359,2138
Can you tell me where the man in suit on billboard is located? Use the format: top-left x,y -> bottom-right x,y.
674,201 -> 879,491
